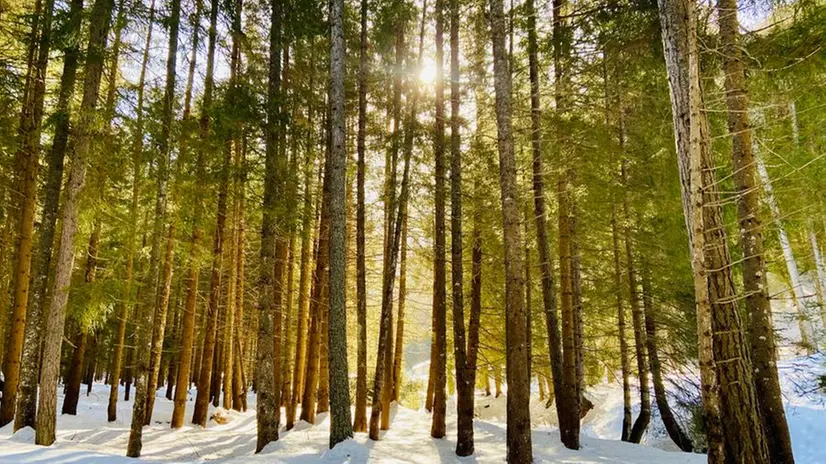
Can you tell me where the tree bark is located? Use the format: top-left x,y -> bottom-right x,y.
353,0 -> 369,433
488,0 -> 532,459
35,0 -> 115,445
15,0 -> 83,430
1,0 -> 55,428
717,0 -> 794,460
610,208 -> 632,442
657,0 -> 769,459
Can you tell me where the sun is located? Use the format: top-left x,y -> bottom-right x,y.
418,59 -> 437,84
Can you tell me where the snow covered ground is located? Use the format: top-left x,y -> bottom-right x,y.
1,354 -> 822,463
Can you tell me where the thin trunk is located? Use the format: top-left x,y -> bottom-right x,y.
624,166 -> 650,444
810,221 -> 826,329
171,0 -> 206,429
393,213 -> 408,402
526,0 -> 563,430
369,1 -> 427,440
232,139 -> 248,412
128,0 -> 181,452
35,0 -> 115,445
488,0 -> 532,459
610,208 -> 632,442
192,0 -> 228,427
641,267 -> 693,452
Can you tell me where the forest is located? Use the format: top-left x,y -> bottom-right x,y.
0,0 -> 824,461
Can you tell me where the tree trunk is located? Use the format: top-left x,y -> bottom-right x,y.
1,0 -> 55,428
127,0 -> 180,453
327,0 -> 353,444
641,267 -> 693,452
716,0 -> 794,459
488,0 -> 532,459
610,208 -> 632,442
393,214 -> 408,403
172,0 -> 210,428
35,0 -> 115,446
623,167 -> 650,444
369,2 -> 426,440
254,0 -> 283,449
353,0 -> 369,432
16,0 -> 84,431
62,329 -> 88,415
657,0 -> 769,459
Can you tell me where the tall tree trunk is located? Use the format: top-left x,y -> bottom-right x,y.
353,0 -> 369,433
525,0 -> 564,429
327,0 -> 353,444
232,138 -> 248,412
16,0 -> 85,430
254,0 -> 282,450
171,0 -> 208,428
0,0 -> 55,428
193,0 -> 231,427
369,1 -> 426,440
316,105 -> 332,416
449,0 -> 473,454
128,0 -> 181,453
657,0 -> 769,460
717,0 -> 794,460
810,221 -> 826,328
289,104 -> 317,427
430,0 -> 448,440
488,0 -> 532,460
35,0 -> 115,446
610,208 -> 632,442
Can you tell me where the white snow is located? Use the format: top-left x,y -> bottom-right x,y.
1,353 -> 823,463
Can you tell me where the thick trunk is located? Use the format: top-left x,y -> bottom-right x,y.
327,0 -> 354,444
657,0 -> 769,460
717,0 -> 794,460
35,0 -> 115,445
488,0 -> 532,460
16,0 -> 85,431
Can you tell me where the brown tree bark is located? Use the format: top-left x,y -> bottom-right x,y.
717,0 -> 793,461
62,329 -> 89,415
16,0 -> 85,430
35,0 -> 115,445
488,0 -> 532,459
0,0 -> 55,428
430,0 -> 448,440
392,215 -> 408,403
172,0 -> 210,428
640,267 -> 693,452
657,0 -> 769,460
353,0 -> 369,432
369,2 -> 426,440
610,208 -> 632,442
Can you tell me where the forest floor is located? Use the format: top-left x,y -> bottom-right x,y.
0,355 -> 822,463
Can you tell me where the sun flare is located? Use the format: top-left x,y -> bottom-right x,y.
418,59 -> 437,84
